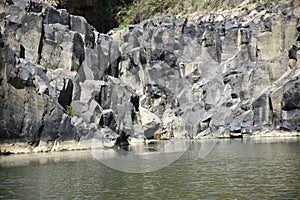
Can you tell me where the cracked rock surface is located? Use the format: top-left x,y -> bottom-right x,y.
0,0 -> 299,153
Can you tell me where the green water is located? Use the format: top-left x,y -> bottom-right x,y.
0,138 -> 299,199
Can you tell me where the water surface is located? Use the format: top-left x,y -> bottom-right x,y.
0,137 -> 299,199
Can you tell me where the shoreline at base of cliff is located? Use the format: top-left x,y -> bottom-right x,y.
215,130 -> 300,139
0,140 -> 92,155
1,131 -> 299,155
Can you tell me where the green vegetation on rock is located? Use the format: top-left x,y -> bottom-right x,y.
116,0 -> 295,29
66,105 -> 76,117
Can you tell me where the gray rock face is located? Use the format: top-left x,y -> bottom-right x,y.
281,78 -> 300,131
114,3 -> 300,138
0,0 -> 299,152
282,80 -> 300,111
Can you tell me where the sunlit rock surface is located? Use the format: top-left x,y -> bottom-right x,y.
0,0 -> 299,153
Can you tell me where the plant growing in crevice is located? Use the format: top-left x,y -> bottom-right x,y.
66,105 -> 76,117
36,55 -> 43,65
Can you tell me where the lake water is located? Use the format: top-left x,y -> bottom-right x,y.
0,137 -> 299,199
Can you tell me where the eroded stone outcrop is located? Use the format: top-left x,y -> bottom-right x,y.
115,2 -> 300,138
0,0 -> 299,154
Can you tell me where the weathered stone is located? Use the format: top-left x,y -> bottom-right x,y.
44,7 -> 69,25
20,13 -> 43,62
139,107 -> 162,138
256,20 -> 284,61
41,24 -> 73,70
79,80 -> 104,102
268,56 -> 289,81
88,99 -> 103,124
270,87 -> 283,112
99,109 -> 117,131
70,15 -> 95,47
282,79 -> 300,111
281,109 -> 300,131
252,93 -> 272,127
71,33 -> 85,71
1,1 -> 300,153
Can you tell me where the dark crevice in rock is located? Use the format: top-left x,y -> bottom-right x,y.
99,110 -> 117,131
202,117 -> 212,123
8,77 -> 25,89
288,45 -> 299,60
223,79 -> 230,84
268,95 -> 273,111
231,93 -> 239,99
97,85 -> 109,109
58,79 -> 73,110
131,108 -> 136,122
5,0 -> 14,6
130,94 -> 139,112
19,44 -> 25,59
37,19 -> 45,65
115,131 -> 130,147
180,18 -> 188,36
38,124 -> 44,139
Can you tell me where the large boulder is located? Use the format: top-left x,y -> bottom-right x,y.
139,107 -> 162,138
282,79 -> 300,111
281,78 -> 300,131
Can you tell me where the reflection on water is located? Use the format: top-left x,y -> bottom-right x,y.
91,140 -> 192,173
0,150 -> 93,168
0,137 -> 299,199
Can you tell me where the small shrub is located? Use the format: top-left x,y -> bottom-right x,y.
66,105 -> 76,117
118,22 -> 129,30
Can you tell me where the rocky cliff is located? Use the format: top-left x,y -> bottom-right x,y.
0,0 -> 299,153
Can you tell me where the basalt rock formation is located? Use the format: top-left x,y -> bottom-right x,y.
0,0 -> 299,153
